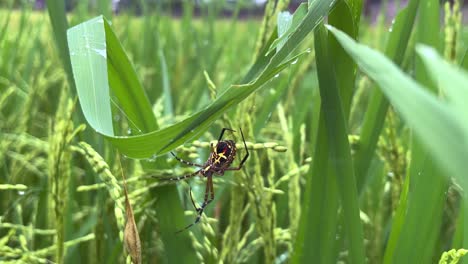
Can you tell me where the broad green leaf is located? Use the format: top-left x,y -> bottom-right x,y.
293,2 -> 363,263
345,0 -> 363,25
416,44 -> 468,258
105,49 -> 308,158
353,0 -> 420,192
68,16 -> 195,264
385,1 -> 447,262
313,24 -> 365,264
68,0 -> 337,159
67,3 -> 339,262
68,17 -> 114,136
390,138 -> 447,263
292,112 -> 340,264
417,45 -> 468,124
328,0 -> 358,117
104,20 -> 158,133
328,25 -> 467,204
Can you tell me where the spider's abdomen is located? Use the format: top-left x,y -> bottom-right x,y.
211,140 -> 236,169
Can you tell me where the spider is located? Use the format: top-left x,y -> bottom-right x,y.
164,128 -> 249,233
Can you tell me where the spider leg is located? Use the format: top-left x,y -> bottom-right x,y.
188,186 -> 200,211
225,127 -> 250,170
218,128 -> 236,141
237,127 -> 250,167
194,176 -> 215,219
171,152 -> 204,168
155,170 -> 201,182
176,175 -> 214,234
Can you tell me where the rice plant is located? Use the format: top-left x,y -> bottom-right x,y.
1,0 -> 468,263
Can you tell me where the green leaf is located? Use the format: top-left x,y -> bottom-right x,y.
104,20 -> 159,133
68,3 -> 340,263
158,44 -> 173,118
328,25 -> 467,206
461,49 -> 468,70
67,2 -> 339,260
313,24 -> 365,264
384,1 -> 447,262
328,0 -> 358,117
293,2 -> 363,263
352,0 -> 420,192
344,0 -> 363,25
417,46 -> 468,123
68,16 -> 195,264
68,17 -> 114,136
292,112 -> 340,264
389,138 -> 448,263
45,0 -> 75,92
67,1 -> 337,159
266,3 -> 308,55
416,45 -> 468,255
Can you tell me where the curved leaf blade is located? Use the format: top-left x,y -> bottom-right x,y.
328,25 -> 467,191
68,16 -> 114,136
67,0 -> 337,159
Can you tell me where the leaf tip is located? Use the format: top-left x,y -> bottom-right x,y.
324,24 -> 335,31
415,44 -> 439,60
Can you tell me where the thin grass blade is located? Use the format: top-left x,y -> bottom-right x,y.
45,0 -> 75,91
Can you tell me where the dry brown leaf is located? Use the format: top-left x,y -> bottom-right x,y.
124,188 -> 142,264
118,154 -> 142,264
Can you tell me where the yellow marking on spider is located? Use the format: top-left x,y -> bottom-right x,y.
214,153 -> 227,164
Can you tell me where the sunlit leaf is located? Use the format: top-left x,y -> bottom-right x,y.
328,25 -> 467,192
67,0 -> 337,159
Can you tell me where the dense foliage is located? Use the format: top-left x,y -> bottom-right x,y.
1,0 -> 468,263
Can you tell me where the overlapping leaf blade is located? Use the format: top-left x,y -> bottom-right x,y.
418,46 -> 468,123
329,26 -> 466,179
293,1 -> 364,263
353,0 -> 420,192
67,0 -> 337,159
384,1 -> 448,262
313,24 -> 365,264
329,28 -> 468,257
68,17 -> 114,136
